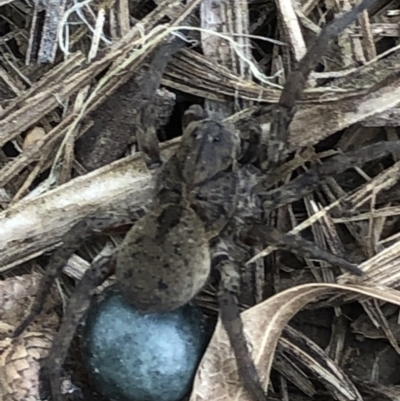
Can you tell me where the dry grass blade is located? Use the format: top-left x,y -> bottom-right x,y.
166,56 -> 400,149
289,71 -> 400,148
200,0 -> 252,117
190,283 -> 400,401
275,0 -> 306,61
273,351 -> 316,397
351,377 -> 400,399
336,241 -> 400,300
36,0 -> 67,63
281,326 -> 362,401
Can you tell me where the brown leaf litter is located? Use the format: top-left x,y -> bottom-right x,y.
2,0 -> 400,400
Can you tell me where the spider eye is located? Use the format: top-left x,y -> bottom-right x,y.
213,135 -> 220,142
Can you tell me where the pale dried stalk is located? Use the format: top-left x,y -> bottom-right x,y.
0,138 -> 179,271
2,72 -> 400,270
290,74 -> 400,147
275,0 -> 306,61
358,10 -> 376,60
117,0 -> 130,36
200,0 -> 252,116
163,44 -> 400,106
37,0 -> 68,63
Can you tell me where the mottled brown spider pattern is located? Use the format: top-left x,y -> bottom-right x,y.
13,0 -> 400,400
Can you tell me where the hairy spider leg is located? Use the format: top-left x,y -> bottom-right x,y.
212,241 -> 268,401
135,36 -> 186,167
207,1 -> 380,398
250,142 -> 400,276
264,0 -> 379,172
42,251 -> 116,401
260,140 -> 400,211
241,0 -> 380,279
13,213 -> 113,337
246,225 -> 362,276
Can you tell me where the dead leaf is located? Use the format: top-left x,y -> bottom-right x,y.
0,274 -> 60,401
281,326 -> 361,401
0,273 -> 42,337
190,283 -> 400,401
0,330 -> 54,401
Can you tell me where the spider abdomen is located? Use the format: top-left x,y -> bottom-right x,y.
116,203 -> 210,313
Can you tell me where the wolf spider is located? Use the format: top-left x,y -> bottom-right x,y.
13,0 -> 400,399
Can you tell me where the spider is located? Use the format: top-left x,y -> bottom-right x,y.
12,0 -> 400,400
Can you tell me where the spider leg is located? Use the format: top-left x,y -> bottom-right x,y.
260,140 -> 400,211
244,225 -> 362,276
264,0 -> 378,171
213,246 -> 268,401
13,214 -> 112,337
41,250 -> 116,401
13,220 -> 93,337
135,35 -> 186,168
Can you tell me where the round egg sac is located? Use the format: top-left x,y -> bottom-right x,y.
81,287 -> 206,401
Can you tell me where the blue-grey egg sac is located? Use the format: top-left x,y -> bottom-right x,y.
81,287 -> 206,401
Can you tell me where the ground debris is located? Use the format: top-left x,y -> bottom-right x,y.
2,0 -> 400,400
